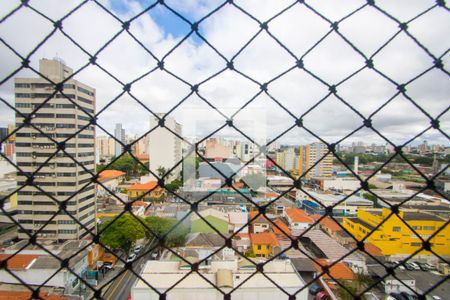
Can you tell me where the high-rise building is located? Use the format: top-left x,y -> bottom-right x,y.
298,142 -> 333,178
149,114 -> 182,180
15,58 -> 96,241
114,123 -> 125,157
284,147 -> 295,171
97,136 -> 115,160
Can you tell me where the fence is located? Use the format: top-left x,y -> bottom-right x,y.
0,1 -> 449,299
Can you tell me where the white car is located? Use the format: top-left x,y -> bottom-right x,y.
126,253 -> 137,263
432,296 -> 442,300
408,262 -> 420,270
134,245 -> 143,254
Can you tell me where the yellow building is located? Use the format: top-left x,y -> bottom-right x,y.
127,181 -> 165,201
250,232 -> 280,258
343,208 -> 450,256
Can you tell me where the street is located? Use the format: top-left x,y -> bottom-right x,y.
101,241 -> 158,300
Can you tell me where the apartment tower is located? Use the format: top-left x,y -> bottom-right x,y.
114,123 -> 125,157
149,114 -> 182,180
15,58 -> 96,241
299,142 -> 333,178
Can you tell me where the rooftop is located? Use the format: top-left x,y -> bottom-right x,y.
285,208 -> 314,224
128,181 -> 158,191
0,254 -> 38,270
250,232 -> 280,247
99,169 -> 125,180
134,260 -> 304,290
313,259 -> 355,281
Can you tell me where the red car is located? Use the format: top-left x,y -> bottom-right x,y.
314,291 -> 329,300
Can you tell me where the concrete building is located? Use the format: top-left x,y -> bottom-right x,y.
284,147 -> 296,171
15,58 -> 96,241
298,142 -> 333,178
343,208 -> 450,257
297,190 -> 373,216
96,135 -> 115,160
205,138 -> 233,159
114,123 -> 125,157
0,240 -> 91,295
149,114 -> 182,180
131,260 -> 308,300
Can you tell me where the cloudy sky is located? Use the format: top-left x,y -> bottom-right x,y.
0,0 -> 449,147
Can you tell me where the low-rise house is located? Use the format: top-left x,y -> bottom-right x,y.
249,211 -> 272,233
368,265 -> 415,294
228,211 -> 248,233
97,169 -> 126,198
127,180 -> 165,201
0,241 -> 89,295
250,232 -> 281,258
284,208 -> 314,232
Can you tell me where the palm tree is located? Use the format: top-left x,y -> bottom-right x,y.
156,166 -> 166,178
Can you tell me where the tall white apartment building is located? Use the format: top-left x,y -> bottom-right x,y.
149,114 -> 182,180
114,123 -> 125,157
15,58 -> 96,241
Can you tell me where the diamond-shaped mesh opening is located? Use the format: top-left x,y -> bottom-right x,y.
0,1 -> 449,299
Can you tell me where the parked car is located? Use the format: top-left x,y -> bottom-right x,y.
103,261 -> 114,271
126,253 -> 137,263
134,245 -> 143,254
309,283 -> 324,295
389,293 -> 409,300
399,292 -> 415,300
431,296 -> 442,300
314,291 -> 329,300
151,252 -> 158,260
393,261 -> 405,270
408,262 -> 421,271
416,262 -> 431,271
404,263 -> 415,271
424,263 -> 436,271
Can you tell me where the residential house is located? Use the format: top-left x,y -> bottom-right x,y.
97,169 -> 126,198
250,232 -> 281,258
284,208 -> 314,233
249,211 -> 272,233
228,211 -> 248,233
127,181 -> 165,201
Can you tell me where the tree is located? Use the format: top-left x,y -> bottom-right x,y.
99,214 -> 146,252
363,193 -> 378,207
98,154 -> 148,177
145,216 -> 188,247
156,166 -> 167,178
166,179 -> 182,192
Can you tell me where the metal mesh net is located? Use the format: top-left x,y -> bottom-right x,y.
0,0 -> 449,299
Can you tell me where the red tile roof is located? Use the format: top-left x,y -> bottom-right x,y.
99,170 -> 125,179
0,254 -> 38,270
285,208 -> 314,224
0,291 -> 68,300
135,154 -> 149,161
249,211 -> 271,224
314,259 -> 355,280
250,232 -> 280,247
319,217 -> 342,232
364,242 -> 384,257
272,219 -> 291,237
128,181 -> 158,191
132,200 -> 150,207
